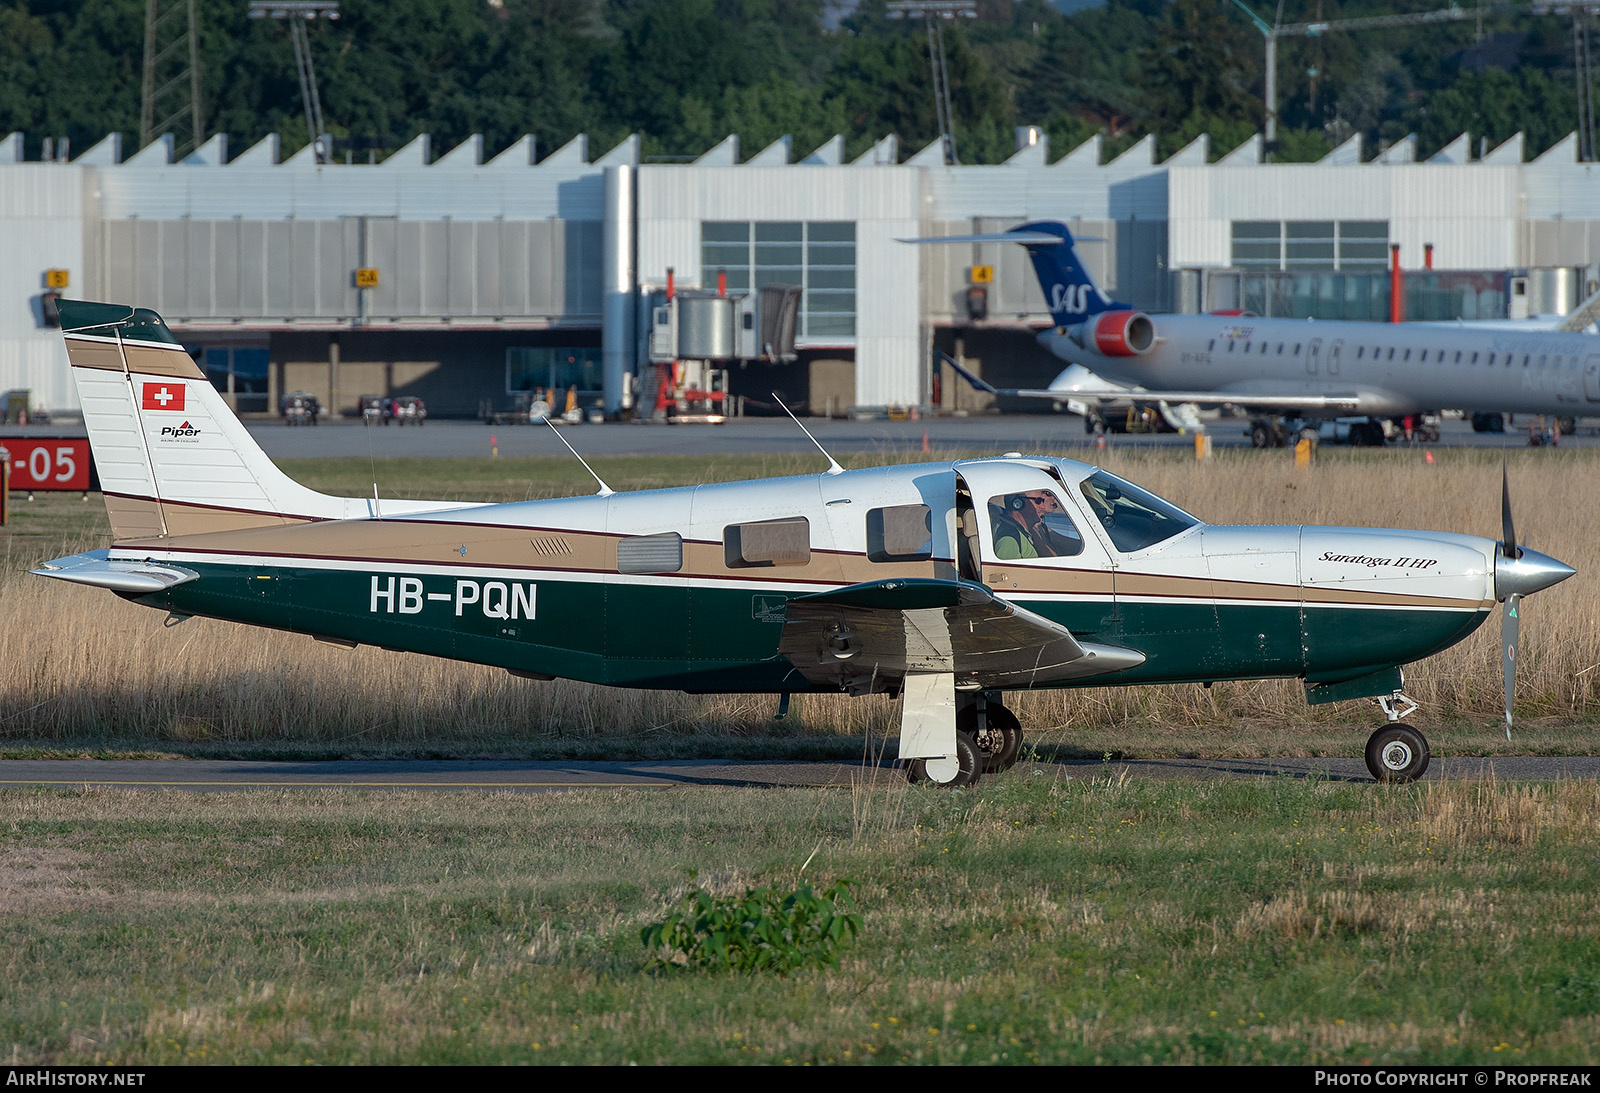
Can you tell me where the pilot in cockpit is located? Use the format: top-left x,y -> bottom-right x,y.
991,490 -> 1083,560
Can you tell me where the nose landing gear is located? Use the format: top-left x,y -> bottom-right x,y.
1365,690 -> 1429,782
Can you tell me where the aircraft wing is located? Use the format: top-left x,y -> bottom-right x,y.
997,387 -> 1367,412
938,351 -> 1365,412
777,578 -> 1144,692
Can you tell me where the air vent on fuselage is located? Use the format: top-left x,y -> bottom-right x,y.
529,536 -> 573,557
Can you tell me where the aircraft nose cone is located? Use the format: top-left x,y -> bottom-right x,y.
1495,546 -> 1576,601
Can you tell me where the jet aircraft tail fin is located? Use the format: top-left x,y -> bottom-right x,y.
900,220 -> 1131,327
57,300 -> 464,541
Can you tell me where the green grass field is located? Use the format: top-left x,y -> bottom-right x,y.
3,774 -> 1599,1064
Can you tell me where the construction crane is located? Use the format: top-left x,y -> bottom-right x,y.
1228,2 -> 1521,160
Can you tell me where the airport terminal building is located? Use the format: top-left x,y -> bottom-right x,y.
2,127 -> 1597,418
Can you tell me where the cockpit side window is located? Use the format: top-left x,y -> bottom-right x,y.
1077,470 -> 1200,553
987,489 -> 1085,560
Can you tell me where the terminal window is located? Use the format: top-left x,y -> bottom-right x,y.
701,221 -> 856,338
202,345 -> 269,413
507,346 -> 603,395
1231,220 -> 1389,271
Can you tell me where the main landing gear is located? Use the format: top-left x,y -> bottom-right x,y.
1364,690 -> 1430,783
905,692 -> 1025,787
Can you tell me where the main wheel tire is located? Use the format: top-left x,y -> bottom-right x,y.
1250,423 -> 1270,448
1364,725 -> 1430,784
905,732 -> 982,788
961,704 -> 1023,774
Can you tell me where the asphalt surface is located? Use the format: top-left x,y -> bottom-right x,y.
231,414 -> 1600,460
1,755 -> 1596,794
5,412 -> 1590,458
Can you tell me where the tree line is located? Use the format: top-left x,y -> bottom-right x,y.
0,0 -> 1590,165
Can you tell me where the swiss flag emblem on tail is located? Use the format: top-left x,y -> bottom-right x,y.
141,382 -> 185,411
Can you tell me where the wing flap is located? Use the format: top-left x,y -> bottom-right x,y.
779,579 -> 1143,692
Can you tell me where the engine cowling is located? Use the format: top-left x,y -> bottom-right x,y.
1091,310 -> 1155,357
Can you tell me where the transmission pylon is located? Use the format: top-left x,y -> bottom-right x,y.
140,0 -> 204,159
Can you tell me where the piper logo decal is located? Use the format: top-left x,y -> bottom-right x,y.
142,382 -> 185,411
157,420 -> 202,443
370,576 -> 537,620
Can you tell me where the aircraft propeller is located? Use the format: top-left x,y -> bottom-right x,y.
1494,466 -> 1575,740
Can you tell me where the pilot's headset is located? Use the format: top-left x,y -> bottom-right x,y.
1009,494 -> 1029,512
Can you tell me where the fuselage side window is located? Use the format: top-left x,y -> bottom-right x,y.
866,504 -> 933,563
1207,339 -> 1215,351
724,517 -> 810,568
988,490 -> 1084,561
1294,343 -> 1302,355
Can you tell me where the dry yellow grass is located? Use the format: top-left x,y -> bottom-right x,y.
1,447 -> 1595,751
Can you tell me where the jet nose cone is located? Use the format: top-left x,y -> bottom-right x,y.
1495,546 -> 1576,601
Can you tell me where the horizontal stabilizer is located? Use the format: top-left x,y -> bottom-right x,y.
898,232 -> 1084,246
32,549 -> 198,594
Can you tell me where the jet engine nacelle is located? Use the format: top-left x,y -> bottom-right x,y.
1090,310 -> 1155,357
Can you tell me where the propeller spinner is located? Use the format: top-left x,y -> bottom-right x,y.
1494,467 -> 1576,739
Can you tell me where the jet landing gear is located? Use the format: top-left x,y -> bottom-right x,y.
1364,691 -> 1429,783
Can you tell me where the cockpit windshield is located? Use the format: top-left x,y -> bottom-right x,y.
1077,470 -> 1201,553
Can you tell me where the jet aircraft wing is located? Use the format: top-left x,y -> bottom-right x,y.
940,352 -> 1365,412
777,578 -> 1144,692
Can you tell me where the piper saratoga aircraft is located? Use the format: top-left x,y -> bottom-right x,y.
906,221 -> 1600,440
33,300 -> 1574,785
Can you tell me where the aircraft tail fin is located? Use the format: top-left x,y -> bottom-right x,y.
1005,221 -> 1126,326
58,300 -> 439,540
900,220 -> 1130,327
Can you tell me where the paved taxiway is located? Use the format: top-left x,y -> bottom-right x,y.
1,756 -> 1596,794
230,414 -> 1600,460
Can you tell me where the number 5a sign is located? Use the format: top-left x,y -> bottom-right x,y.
5,438 -> 92,491
354,267 -> 380,288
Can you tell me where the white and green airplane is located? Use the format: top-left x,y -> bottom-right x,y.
33,300 -> 1575,785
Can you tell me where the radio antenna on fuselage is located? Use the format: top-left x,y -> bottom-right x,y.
773,392 -> 844,476
543,417 -> 614,497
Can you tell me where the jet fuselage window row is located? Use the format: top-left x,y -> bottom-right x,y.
1209,340 -> 1320,358
1207,339 -> 1587,372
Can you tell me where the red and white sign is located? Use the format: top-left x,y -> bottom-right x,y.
141,382 -> 185,411
4,438 -> 92,491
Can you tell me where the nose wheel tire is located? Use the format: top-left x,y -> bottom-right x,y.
960,703 -> 1023,773
905,732 -> 982,788
1364,725 -> 1430,784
